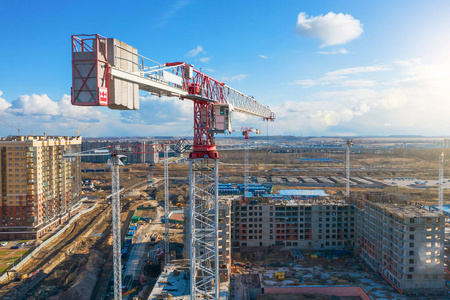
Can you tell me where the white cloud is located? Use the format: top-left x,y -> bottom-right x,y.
6,93 -> 105,121
58,95 -> 105,121
120,95 -> 192,126
258,55 -> 268,59
289,79 -> 322,86
0,90 -> 11,116
290,75 -> 376,88
222,74 -> 248,81
325,65 -> 391,77
395,58 -> 422,67
341,80 -> 375,87
186,46 -> 204,57
8,94 -> 59,116
296,12 -> 363,47
200,57 -> 211,63
318,48 -> 348,55
152,0 -> 189,29
273,60 -> 450,136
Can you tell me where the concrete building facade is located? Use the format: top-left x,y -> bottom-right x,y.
0,135 -> 82,240
231,197 -> 356,250
354,197 -> 445,294
81,140 -> 159,164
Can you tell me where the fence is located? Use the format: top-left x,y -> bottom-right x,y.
0,201 -> 97,283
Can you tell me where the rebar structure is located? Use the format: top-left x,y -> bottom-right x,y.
111,155 -> 122,300
164,145 -> 170,265
439,152 -> 444,214
244,145 -> 249,198
346,141 -> 351,197
189,159 -> 219,300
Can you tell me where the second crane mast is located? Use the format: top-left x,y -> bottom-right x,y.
71,34 -> 275,300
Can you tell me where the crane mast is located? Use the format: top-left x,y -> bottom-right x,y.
346,140 -> 351,198
110,153 -> 123,300
439,152 -> 444,214
233,127 -> 260,198
71,34 -> 275,300
164,145 -> 170,265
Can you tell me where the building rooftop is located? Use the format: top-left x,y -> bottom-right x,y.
147,260 -> 190,300
237,197 -> 348,207
278,189 -> 328,197
169,213 -> 184,222
375,202 -> 444,218
147,259 -> 228,300
1,135 -> 81,141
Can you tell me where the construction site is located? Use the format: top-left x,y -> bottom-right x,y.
0,32 -> 450,300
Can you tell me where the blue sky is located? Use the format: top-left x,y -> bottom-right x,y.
1,0 -> 450,138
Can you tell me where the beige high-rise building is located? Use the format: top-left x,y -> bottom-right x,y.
0,135 -> 82,240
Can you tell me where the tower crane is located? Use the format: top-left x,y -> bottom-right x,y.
0,120 -> 20,135
76,123 -> 95,136
64,142 -> 170,300
439,152 -> 444,214
233,127 -> 261,198
345,139 -> 363,198
71,34 -> 275,300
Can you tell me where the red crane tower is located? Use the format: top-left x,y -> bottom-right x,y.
71,34 -> 275,300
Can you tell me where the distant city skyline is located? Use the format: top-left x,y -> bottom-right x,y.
1,1 -> 450,137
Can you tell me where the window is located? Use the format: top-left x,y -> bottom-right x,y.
409,235 -> 414,240
409,227 -> 414,231
409,251 -> 414,256
410,218 -> 415,223
435,234 -> 440,239
426,251 -> 431,256
426,227 -> 432,232
435,258 -> 440,263
409,267 -> 414,272
435,250 -> 440,256
409,259 -> 414,264
426,259 -> 431,264
426,235 -> 431,240
426,242 -> 432,247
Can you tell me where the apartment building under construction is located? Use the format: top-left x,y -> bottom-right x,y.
231,197 -> 356,250
0,135 -> 82,240
354,197 -> 445,295
81,140 -> 159,164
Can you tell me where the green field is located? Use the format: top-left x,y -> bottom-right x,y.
0,249 -> 22,274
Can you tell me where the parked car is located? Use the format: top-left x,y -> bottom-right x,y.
10,245 -> 19,249
1,241 -> 8,246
